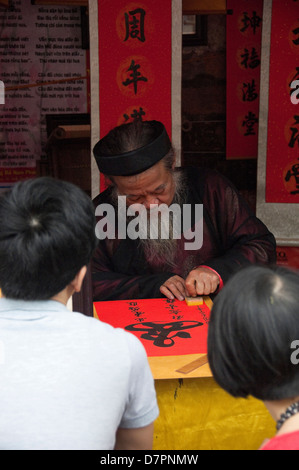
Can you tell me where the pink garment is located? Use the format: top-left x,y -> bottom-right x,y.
260,431 -> 299,450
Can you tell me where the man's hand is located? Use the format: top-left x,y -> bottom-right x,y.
160,275 -> 187,301
185,267 -> 220,296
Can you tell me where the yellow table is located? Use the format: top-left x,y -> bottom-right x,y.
149,355 -> 276,451
94,300 -> 276,450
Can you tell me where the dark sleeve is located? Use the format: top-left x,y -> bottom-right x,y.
91,241 -> 175,300
198,170 -> 276,283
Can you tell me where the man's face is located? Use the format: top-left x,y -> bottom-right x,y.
112,160 -> 176,209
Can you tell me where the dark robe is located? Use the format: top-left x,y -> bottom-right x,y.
92,167 -> 276,301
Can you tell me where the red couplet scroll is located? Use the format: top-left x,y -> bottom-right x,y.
226,0 -> 263,159
265,0 -> 299,203
97,0 -> 172,191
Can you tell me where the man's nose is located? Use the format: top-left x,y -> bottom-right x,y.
143,196 -> 159,210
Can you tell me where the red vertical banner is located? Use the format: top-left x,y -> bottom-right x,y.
226,0 -> 263,159
265,0 -> 299,203
97,1 -> 172,189
276,246 -> 299,270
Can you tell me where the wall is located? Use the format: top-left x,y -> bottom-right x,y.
0,0 -> 88,190
181,14 -> 257,212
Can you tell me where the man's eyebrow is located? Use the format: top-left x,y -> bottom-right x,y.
125,183 -> 167,198
125,193 -> 140,198
154,183 -> 167,191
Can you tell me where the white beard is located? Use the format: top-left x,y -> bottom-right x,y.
111,171 -> 187,268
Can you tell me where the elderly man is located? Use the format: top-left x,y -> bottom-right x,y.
92,120 -> 276,301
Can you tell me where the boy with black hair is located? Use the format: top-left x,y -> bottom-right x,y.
0,177 -> 158,450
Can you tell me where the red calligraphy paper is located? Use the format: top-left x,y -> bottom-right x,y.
97,0 -> 172,191
265,0 -> 299,203
226,0 -> 263,159
93,298 -> 211,357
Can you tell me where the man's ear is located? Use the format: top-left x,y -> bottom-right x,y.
105,175 -> 114,187
71,266 -> 87,293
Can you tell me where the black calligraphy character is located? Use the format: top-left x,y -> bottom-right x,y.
240,11 -> 262,35
242,111 -> 258,136
289,116 -> 299,148
285,163 -> 299,194
125,321 -> 203,348
292,24 -> 299,46
122,60 -> 148,95
124,8 -> 146,43
242,79 -> 258,102
240,47 -> 260,69
123,107 -> 146,123
130,107 -> 146,121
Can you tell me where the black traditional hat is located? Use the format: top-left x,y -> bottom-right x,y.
93,120 -> 171,176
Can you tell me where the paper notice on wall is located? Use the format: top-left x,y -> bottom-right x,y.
0,0 -> 87,189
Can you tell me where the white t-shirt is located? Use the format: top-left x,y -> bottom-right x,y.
0,298 -> 159,450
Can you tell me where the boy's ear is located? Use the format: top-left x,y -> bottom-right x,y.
71,266 -> 87,293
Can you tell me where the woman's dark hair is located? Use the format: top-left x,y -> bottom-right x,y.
207,265 -> 299,401
0,177 -> 97,300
